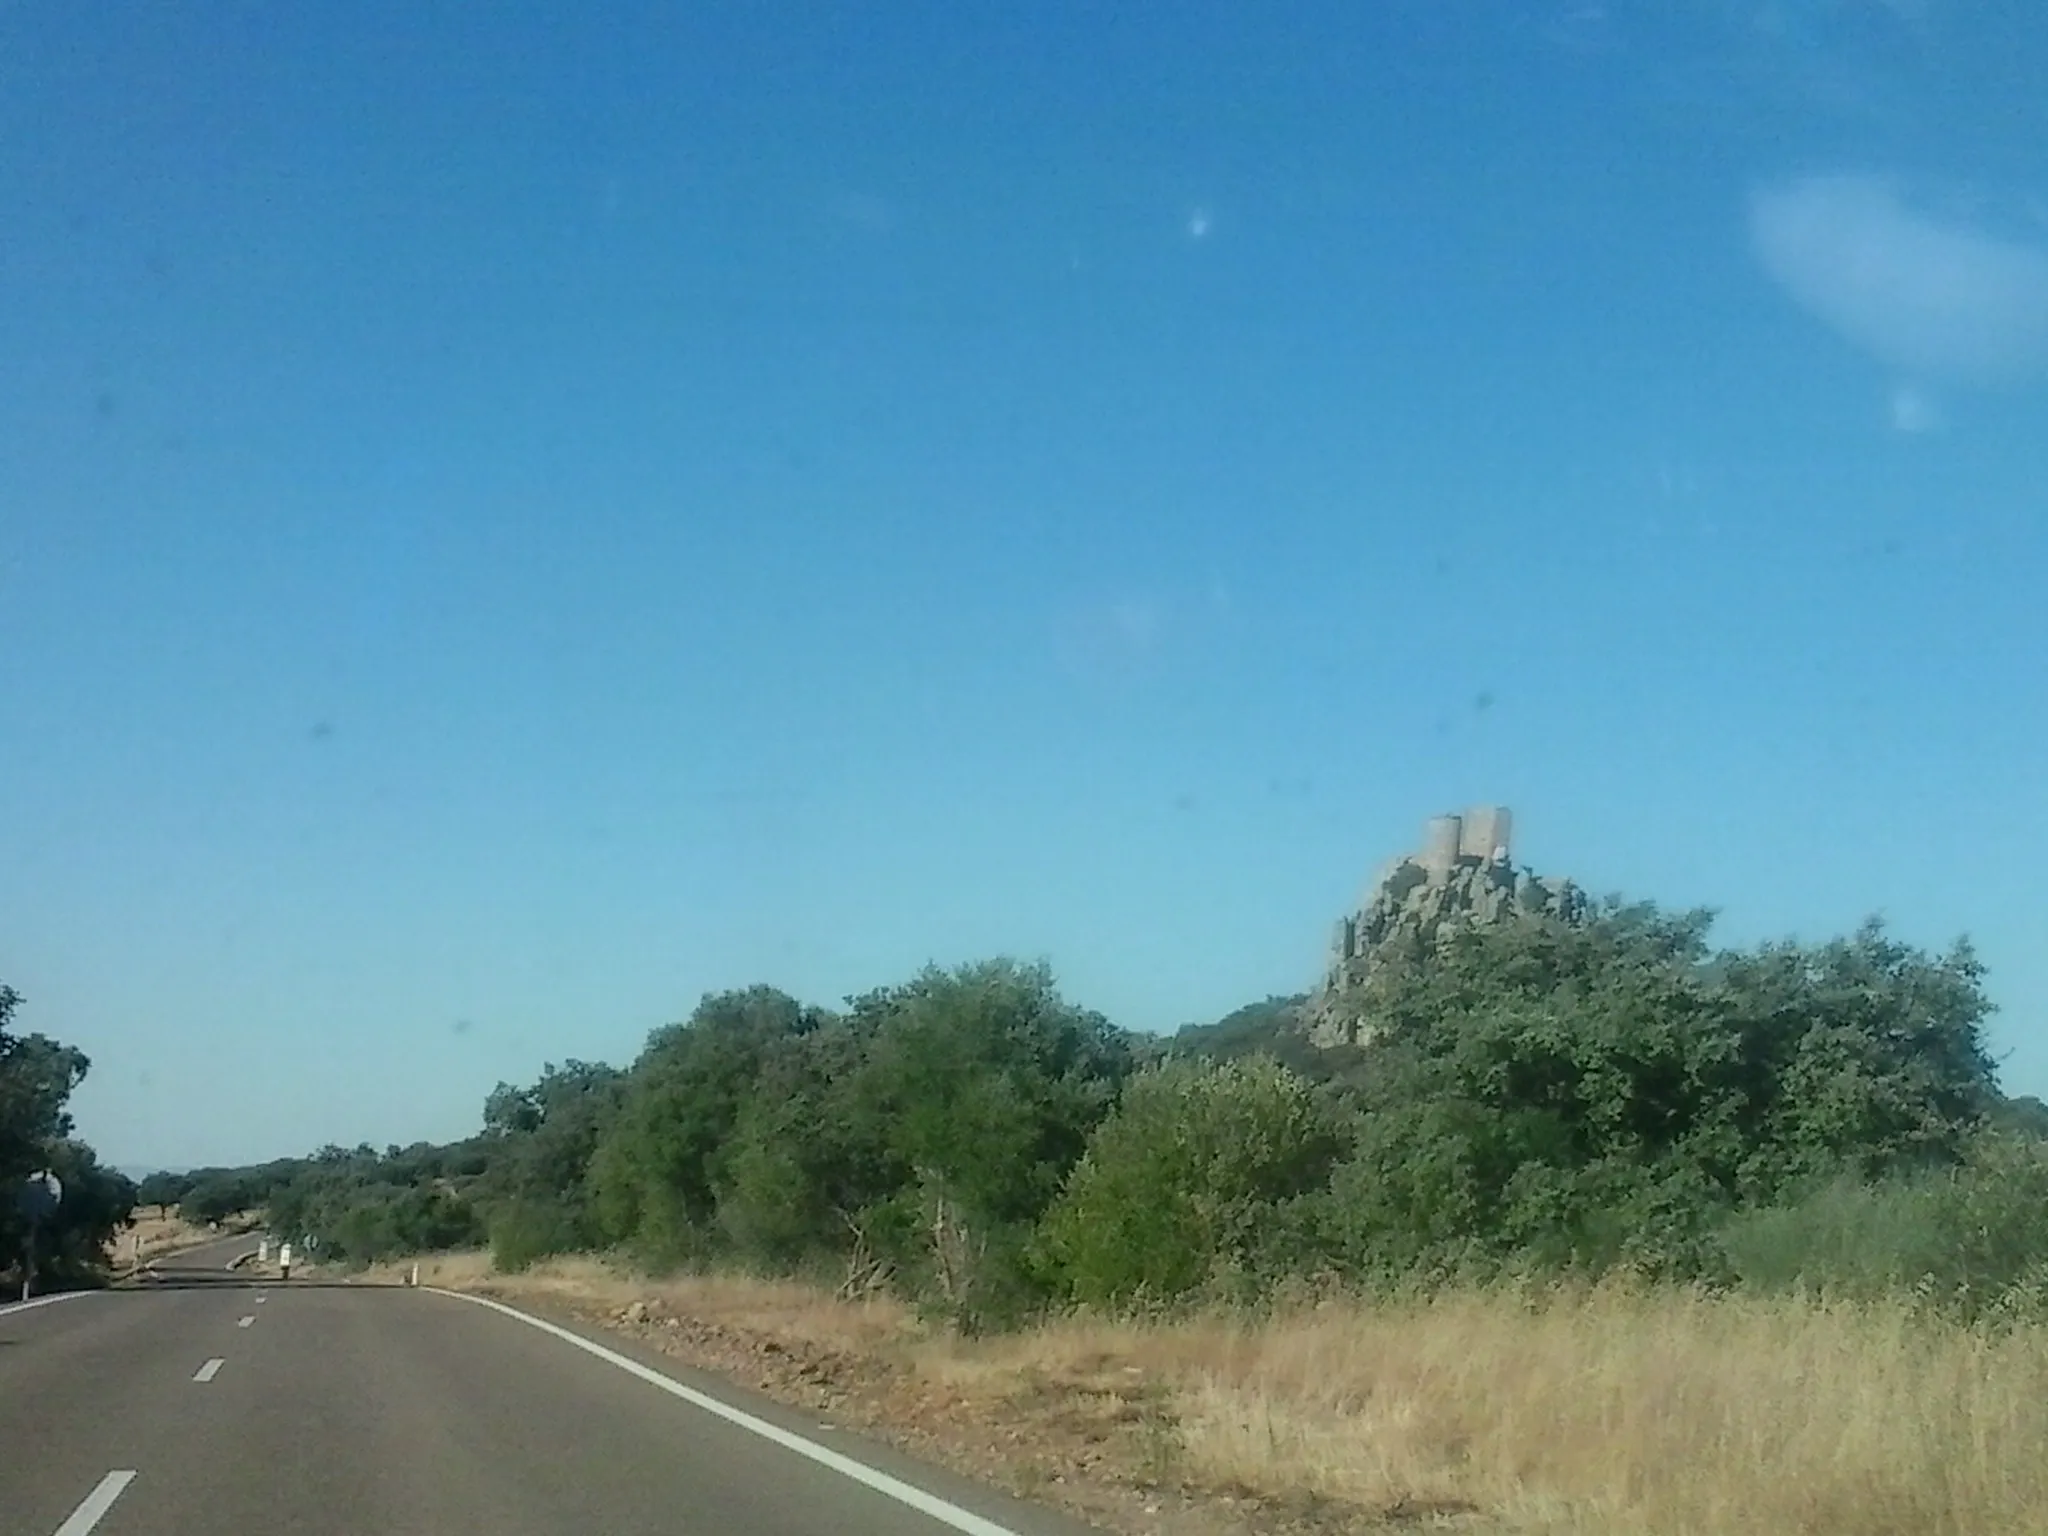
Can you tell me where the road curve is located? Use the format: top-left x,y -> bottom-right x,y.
0,1242 -> 1105,1535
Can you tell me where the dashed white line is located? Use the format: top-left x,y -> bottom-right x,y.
236,1315 -> 254,1328
428,1288 -> 1028,1536
52,1470 -> 135,1536
254,1294 -> 267,1304
192,1357 -> 225,1383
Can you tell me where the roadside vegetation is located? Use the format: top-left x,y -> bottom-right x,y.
168,904 -> 2046,1327
0,983 -> 138,1290
132,893 -> 2048,1531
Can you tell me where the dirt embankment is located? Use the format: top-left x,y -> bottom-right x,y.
117,1206 -> 255,1271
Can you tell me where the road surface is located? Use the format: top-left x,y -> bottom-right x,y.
0,1239 -> 1105,1535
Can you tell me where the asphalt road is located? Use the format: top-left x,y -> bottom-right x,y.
0,1240 -> 1106,1536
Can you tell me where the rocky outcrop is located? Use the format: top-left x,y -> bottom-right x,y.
1304,807 -> 1589,1048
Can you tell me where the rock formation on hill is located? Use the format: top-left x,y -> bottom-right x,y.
1304,806 -> 1590,1047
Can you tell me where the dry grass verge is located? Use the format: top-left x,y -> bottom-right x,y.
365,1253 -> 2048,1536
118,1205 -> 234,1269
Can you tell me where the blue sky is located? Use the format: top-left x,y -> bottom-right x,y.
3,2 -> 2045,1170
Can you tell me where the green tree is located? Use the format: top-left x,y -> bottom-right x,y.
135,1170 -> 196,1209
478,1059 -> 623,1268
1315,905 -> 1999,1282
1991,1095 -> 2048,1140
1716,922 -> 1996,1189
0,984 -> 89,1179
589,988 -> 826,1264
844,960 -> 1134,1327
1039,1056 -> 1341,1307
180,1174 -> 261,1225
0,984 -> 136,1285
31,1142 -> 139,1283
713,1020 -> 891,1274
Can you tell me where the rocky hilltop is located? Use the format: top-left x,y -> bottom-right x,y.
1304,806 -> 1590,1047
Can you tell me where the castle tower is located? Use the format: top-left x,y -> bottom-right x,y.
1458,805 -> 1512,863
1421,814 -> 1463,875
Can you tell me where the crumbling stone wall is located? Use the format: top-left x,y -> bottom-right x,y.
1306,807 -> 1589,1047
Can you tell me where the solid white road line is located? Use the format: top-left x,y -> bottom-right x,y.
0,1292 -> 93,1320
192,1357 -> 225,1383
428,1289 -> 1027,1536
237,1315 -> 255,1328
52,1470 -> 135,1536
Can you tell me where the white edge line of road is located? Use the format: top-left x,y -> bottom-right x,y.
428,1288 -> 1028,1536
0,1291 -> 94,1319
52,1469 -> 136,1536
1,1240 -> 255,1322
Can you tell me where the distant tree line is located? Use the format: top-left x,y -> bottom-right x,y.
153,896 -> 2048,1327
0,983 -> 138,1289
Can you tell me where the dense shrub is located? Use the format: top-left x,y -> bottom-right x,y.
1038,1057 -> 1341,1307
1720,1132 -> 2048,1315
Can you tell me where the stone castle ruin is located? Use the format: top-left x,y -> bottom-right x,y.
1305,806 -> 1591,1047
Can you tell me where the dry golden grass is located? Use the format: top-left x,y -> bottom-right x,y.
1149,1283 -> 2048,1535
369,1250 -> 916,1356
385,1254 -> 2048,1536
120,1205 -> 221,1266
